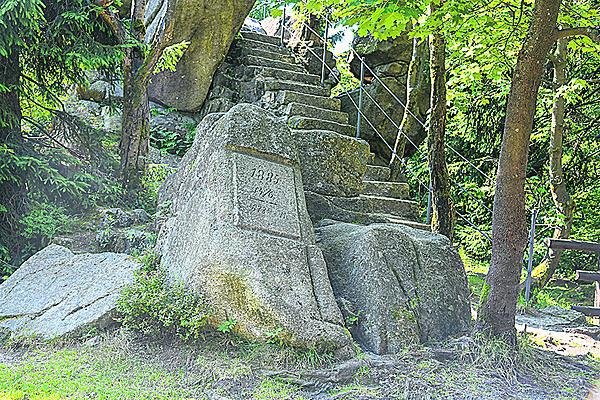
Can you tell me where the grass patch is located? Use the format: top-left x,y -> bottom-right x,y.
461,251 -> 593,310
0,332 -> 597,400
0,347 -> 193,399
252,378 -> 305,400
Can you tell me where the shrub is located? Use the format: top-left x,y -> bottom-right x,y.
139,163 -> 175,213
117,253 -> 212,341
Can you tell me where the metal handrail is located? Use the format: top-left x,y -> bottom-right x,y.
273,5 -> 493,241
303,15 -> 495,184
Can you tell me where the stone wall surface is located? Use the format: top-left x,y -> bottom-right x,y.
0,245 -> 140,339
316,221 -> 471,354
156,104 -> 353,354
340,34 -> 429,166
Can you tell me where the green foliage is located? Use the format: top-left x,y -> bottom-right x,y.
19,201 -> 71,241
252,378 -> 306,400
330,55 -> 360,97
150,128 -> 194,156
217,318 -> 238,334
154,41 -> 191,74
149,108 -> 196,156
117,253 -> 212,341
139,163 -> 176,213
265,326 -> 287,346
0,0 -> 124,272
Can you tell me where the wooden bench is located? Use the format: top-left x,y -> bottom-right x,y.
547,239 -> 600,319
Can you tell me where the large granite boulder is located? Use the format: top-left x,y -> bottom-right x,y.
156,104 -> 353,353
147,0 -> 255,111
0,245 -> 140,340
316,221 -> 471,354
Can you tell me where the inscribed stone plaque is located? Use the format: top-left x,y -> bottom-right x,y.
233,153 -> 301,239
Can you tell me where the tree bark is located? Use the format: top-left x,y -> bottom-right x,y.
532,38 -> 574,289
0,50 -> 25,263
477,0 -> 562,343
0,52 -> 22,143
390,38 -> 429,181
119,0 -> 150,189
427,1 -> 453,239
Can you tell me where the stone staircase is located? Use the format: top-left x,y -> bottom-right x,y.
203,30 -> 428,231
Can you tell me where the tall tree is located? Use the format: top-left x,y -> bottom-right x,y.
532,38 -> 575,289
0,0 -> 121,265
477,0 -> 563,342
98,0 -> 176,189
427,0 -> 453,238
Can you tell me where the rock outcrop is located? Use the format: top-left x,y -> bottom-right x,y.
156,104 -> 353,353
196,30 -> 427,231
0,245 -> 140,340
316,221 -> 471,354
146,0 -> 255,111
340,34 -> 429,166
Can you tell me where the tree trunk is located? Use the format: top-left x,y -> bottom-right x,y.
532,38 -> 575,289
390,38 -> 429,181
0,50 -> 25,264
477,0 -> 562,343
119,0 -> 150,189
0,52 -> 22,143
120,69 -> 150,189
427,2 -> 453,239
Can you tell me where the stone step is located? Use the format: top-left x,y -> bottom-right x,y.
364,165 -> 391,181
245,55 -> 305,73
362,180 -> 409,200
241,31 -> 282,46
344,195 -> 419,220
252,67 -> 321,85
262,79 -> 330,97
288,116 -> 355,137
238,46 -> 296,64
270,91 -> 342,111
384,216 -> 430,231
235,38 -> 290,55
304,191 -> 419,226
285,103 -> 349,125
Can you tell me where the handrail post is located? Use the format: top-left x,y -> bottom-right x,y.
356,57 -> 364,138
426,182 -> 432,224
280,6 -> 286,47
321,18 -> 329,86
524,209 -> 539,303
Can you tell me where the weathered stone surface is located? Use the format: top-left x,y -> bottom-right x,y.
147,0 -> 255,111
349,35 -> 413,77
243,17 -> 267,34
156,104 -> 352,353
292,130 -> 369,197
0,245 -> 140,339
341,34 -> 429,165
316,221 -> 471,354
304,191 -> 422,228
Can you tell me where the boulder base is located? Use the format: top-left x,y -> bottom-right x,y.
0,245 -> 140,339
316,221 -> 471,354
157,104 -> 352,353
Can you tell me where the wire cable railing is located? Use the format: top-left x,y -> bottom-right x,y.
264,3 -> 494,242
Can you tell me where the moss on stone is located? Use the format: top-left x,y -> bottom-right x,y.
479,282 -> 491,306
